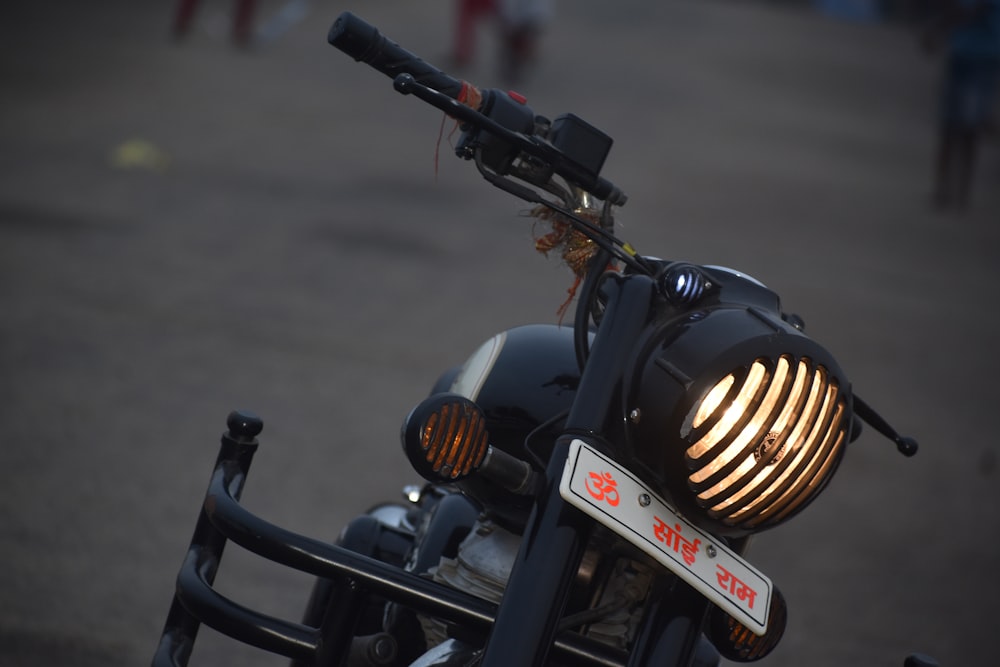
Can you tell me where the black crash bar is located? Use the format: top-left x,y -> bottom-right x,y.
152,411 -> 628,667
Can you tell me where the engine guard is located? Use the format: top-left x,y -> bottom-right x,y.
151,412 -> 629,667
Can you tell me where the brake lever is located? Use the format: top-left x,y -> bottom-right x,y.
392,73 -> 627,207
393,73 -> 496,135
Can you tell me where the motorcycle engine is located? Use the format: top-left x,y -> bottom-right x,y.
421,518 -> 656,652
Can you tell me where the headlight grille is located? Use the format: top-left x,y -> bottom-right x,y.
683,355 -> 847,531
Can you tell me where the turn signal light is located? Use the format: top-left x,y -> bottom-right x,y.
401,393 -> 539,496
706,585 -> 787,662
402,393 -> 490,482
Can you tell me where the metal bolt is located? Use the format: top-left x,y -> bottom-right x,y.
638,494 -> 651,507
706,545 -> 717,559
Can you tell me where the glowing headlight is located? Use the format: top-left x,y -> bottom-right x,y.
626,304 -> 852,536
685,355 -> 846,528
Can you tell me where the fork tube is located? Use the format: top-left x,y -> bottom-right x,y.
628,577 -> 711,666
480,274 -> 656,667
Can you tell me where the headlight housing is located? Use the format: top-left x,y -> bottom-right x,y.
626,298 -> 852,537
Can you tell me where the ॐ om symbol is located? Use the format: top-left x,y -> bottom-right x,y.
585,471 -> 620,507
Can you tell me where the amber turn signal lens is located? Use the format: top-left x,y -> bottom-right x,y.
707,585 -> 787,662
401,393 -> 490,483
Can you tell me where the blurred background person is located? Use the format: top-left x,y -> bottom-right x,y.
923,0 -> 1000,210
173,0 -> 258,48
452,0 -> 553,83
498,0 -> 553,83
453,0 -> 496,68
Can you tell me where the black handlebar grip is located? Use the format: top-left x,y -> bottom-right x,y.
328,12 -> 466,101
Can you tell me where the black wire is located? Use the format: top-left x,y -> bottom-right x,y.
523,409 -> 570,469
574,247 -> 612,372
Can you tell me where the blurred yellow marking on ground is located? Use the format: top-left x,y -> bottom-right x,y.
109,139 -> 170,172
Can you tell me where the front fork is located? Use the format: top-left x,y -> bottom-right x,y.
478,273 -> 713,667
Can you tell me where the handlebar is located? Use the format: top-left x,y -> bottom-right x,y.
328,12 -> 467,102
327,12 -> 627,207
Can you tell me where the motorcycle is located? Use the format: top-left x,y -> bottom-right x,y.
152,12 -> 928,667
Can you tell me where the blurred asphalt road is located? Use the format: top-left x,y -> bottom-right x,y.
1,1 -> 998,665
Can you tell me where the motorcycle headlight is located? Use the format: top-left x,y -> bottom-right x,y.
626,304 -> 851,536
